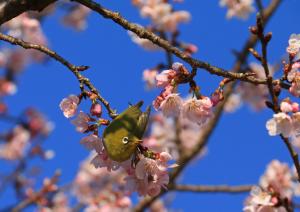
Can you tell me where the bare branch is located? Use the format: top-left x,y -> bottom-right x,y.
0,32 -> 117,118
12,170 -> 61,212
0,0 -> 57,25
171,184 -> 253,193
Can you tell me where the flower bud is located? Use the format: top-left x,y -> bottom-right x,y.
264,32 -> 272,43
249,26 -> 258,34
90,103 -> 102,117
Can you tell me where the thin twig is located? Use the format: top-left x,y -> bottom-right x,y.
12,170 -> 61,212
171,184 -> 253,193
0,33 -> 117,118
74,0 -> 282,86
255,13 -> 300,182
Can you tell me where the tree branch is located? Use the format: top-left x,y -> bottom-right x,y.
0,0 -> 57,25
12,170 -> 61,212
0,32 -> 117,118
171,184 -> 253,193
73,0 -> 280,86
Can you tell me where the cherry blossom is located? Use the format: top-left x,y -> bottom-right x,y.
62,5 -> 91,30
224,93 -> 242,113
220,0 -> 254,19
143,69 -> 158,89
243,186 -> 276,212
286,34 -> 300,56
266,113 -> 293,137
260,160 -> 293,200
128,30 -> 160,50
134,0 -> 191,32
125,152 -> 174,196
159,93 -> 183,117
73,154 -> 130,210
0,126 -> 30,160
181,97 -> 213,126
237,63 -> 274,111
155,69 -> 177,87
60,95 -> 80,118
71,111 -> 90,133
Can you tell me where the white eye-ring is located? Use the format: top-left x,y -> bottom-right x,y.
122,136 -> 129,144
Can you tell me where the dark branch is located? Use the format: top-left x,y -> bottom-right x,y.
0,0 -> 57,25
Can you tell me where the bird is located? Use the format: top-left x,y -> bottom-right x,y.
102,101 -> 150,162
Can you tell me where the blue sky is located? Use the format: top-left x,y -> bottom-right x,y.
2,0 -> 300,211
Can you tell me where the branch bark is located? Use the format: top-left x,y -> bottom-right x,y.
171,184 -> 253,193
74,0 -> 280,86
0,32 -> 117,118
0,0 -> 57,25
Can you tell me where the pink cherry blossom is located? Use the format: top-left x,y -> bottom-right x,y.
125,152 -> 174,197
0,126 -> 30,160
128,30 -> 160,50
62,5 -> 91,30
73,154 -> 129,207
60,95 -> 80,118
26,108 -> 54,136
181,97 -> 213,126
289,77 -> 300,97
132,0 -> 190,33
260,160 -> 293,200
155,69 -> 176,87
91,151 -> 120,172
80,134 -> 103,152
266,112 -> 293,137
159,93 -> 183,117
236,63 -> 274,111
0,79 -> 17,96
280,100 -> 299,113
71,111 -> 90,133
153,84 -> 175,110
224,93 -> 242,113
286,34 -> 300,56
143,69 -> 158,89
243,186 -> 275,212
220,0 -> 254,19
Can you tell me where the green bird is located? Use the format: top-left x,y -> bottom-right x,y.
103,101 -> 150,162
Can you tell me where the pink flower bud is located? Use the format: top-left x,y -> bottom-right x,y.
90,103 -> 102,117
292,102 -> 299,113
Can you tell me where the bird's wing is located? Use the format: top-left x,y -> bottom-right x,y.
106,101 -> 143,135
134,105 -> 151,139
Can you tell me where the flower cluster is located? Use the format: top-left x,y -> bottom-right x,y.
225,63 -> 275,112
129,0 -> 197,53
286,34 -> 300,56
266,100 -> 300,138
244,160 -> 299,211
0,108 -> 53,160
143,113 -> 207,160
219,0 -> 254,19
73,154 -> 131,211
152,62 -> 214,126
132,0 -> 190,33
59,92 -> 176,197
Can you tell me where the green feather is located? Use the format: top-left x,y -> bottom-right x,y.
102,101 -> 150,162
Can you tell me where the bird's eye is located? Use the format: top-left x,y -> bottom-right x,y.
122,136 -> 129,144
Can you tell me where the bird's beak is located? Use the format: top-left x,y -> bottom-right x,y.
134,139 -> 143,145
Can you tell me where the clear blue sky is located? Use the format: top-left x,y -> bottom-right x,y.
2,0 -> 300,211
